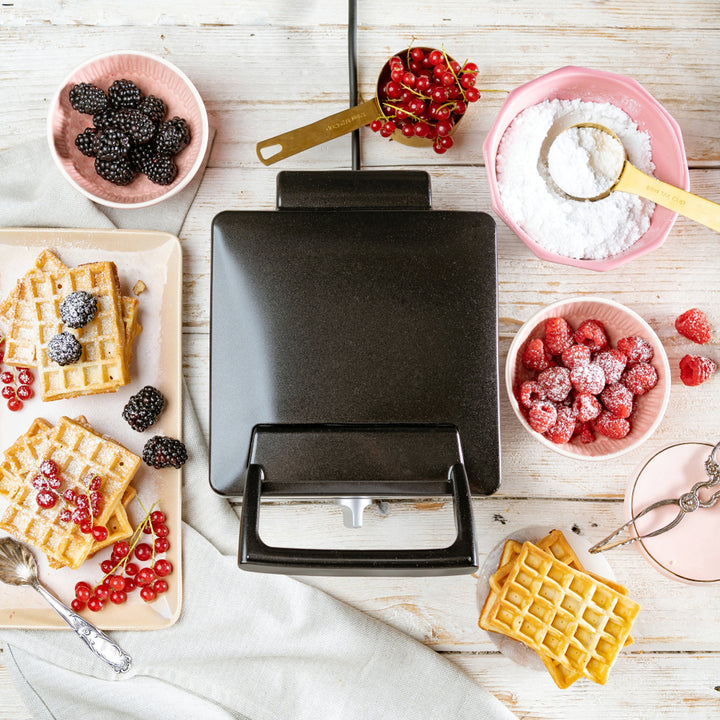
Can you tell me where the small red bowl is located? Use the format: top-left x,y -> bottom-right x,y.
47,51 -> 208,208
484,66 -> 689,271
506,297 -> 671,459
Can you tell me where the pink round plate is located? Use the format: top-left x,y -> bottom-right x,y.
625,441 -> 720,584
506,296 -> 671,459
484,66 -> 689,271
47,51 -> 209,208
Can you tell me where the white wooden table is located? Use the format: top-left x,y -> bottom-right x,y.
1,2 -> 720,718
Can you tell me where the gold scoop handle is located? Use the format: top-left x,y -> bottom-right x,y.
617,163 -> 720,233
256,99 -> 379,166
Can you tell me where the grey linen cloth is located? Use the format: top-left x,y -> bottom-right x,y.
0,138 -> 516,720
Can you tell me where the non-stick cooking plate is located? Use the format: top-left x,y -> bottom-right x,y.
210,170 -> 499,576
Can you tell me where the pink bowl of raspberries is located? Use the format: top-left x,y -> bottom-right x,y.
506,297 -> 671,459
47,51 -> 208,208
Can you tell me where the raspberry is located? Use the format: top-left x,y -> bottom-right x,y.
522,338 -> 551,372
600,383 -> 634,419
574,319 -> 608,351
544,406 -> 576,444
544,317 -> 574,355
622,362 -> 658,396
576,422 -> 595,444
594,411 -> 630,439
528,400 -> 558,433
518,380 -> 545,408
560,344 -> 591,369
572,392 -> 602,422
569,362 -> 605,394
616,336 -> 654,365
675,308 -> 711,344
537,366 -> 572,402
594,349 -> 627,384
679,354 -> 717,387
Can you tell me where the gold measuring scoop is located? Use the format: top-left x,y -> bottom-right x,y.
256,48 -> 464,166
538,116 -> 720,232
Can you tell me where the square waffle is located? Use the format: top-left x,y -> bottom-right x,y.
1,250 -> 141,389
26,259 -> 129,400
480,539 -> 640,686
484,530 -> 633,688
0,416 -> 141,569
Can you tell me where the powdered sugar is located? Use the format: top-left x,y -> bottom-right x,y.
497,98 -> 656,260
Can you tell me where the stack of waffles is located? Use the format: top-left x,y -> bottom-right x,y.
0,249 -> 141,400
0,416 -> 141,569
479,529 -> 640,688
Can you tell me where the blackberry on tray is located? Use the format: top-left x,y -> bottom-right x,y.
122,385 -> 166,432
47,332 -> 82,366
142,436 -> 188,469
59,291 -> 97,329
68,83 -> 108,115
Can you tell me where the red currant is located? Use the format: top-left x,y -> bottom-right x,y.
134,542 -> 152,561
428,49 -> 443,65
154,538 -> 170,553
7,397 -> 22,412
153,559 -> 173,577
140,586 -> 157,602
153,579 -> 169,594
465,86 -> 480,103
1,386 -> 14,400
100,559 -> 114,574
136,567 -> 156,586
36,490 -> 57,509
110,590 -> 127,605
75,581 -> 92,601
71,598 -> 86,612
113,540 -> 130,558
87,596 -> 103,612
154,524 -> 170,538
108,575 -> 126,591
124,561 -> 139,576
91,525 -> 108,542
59,509 -> 72,522
0,370 -> 14,384
17,368 -> 33,385
124,576 -> 137,592
94,584 -> 109,602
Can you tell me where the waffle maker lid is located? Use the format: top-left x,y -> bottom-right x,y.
210,170 -> 499,576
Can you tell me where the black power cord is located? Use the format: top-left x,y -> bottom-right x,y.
348,0 -> 360,170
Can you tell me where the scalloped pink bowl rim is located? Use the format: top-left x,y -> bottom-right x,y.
483,66 -> 689,271
47,50 -> 209,209
505,296 -> 671,460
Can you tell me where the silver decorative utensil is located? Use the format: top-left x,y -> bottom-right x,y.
0,536 -> 132,673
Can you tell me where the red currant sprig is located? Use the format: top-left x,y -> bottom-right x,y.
73,502 -> 173,612
369,45 -> 480,154
0,340 -> 35,412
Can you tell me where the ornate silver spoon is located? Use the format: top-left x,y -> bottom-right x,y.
0,536 -> 132,673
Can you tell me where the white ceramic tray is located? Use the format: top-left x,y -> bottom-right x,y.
0,227 -> 182,629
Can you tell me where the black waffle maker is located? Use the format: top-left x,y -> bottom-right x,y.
210,169 -> 500,576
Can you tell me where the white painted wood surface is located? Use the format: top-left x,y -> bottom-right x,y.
1,1 -> 720,717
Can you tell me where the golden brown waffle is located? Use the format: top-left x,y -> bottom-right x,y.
480,540 -> 640,686
0,416 -> 141,569
485,531 -> 633,688
26,260 -> 129,400
1,250 -> 141,381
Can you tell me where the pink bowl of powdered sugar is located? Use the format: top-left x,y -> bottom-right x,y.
484,66 -> 689,271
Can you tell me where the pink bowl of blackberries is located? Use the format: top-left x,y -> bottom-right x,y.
506,297 -> 671,460
48,51 -> 209,208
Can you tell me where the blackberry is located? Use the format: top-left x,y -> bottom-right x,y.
68,83 -> 108,115
154,117 -> 191,155
94,156 -> 136,186
93,108 -> 121,131
47,332 -> 82,366
122,386 -> 166,431
94,128 -> 132,160
144,153 -> 177,185
59,290 -> 97,329
108,79 -> 142,109
137,94 -> 166,124
129,143 -> 155,173
142,436 -> 188,469
75,128 -> 98,157
114,108 -> 156,145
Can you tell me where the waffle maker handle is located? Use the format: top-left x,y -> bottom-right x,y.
238,462 -> 478,576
